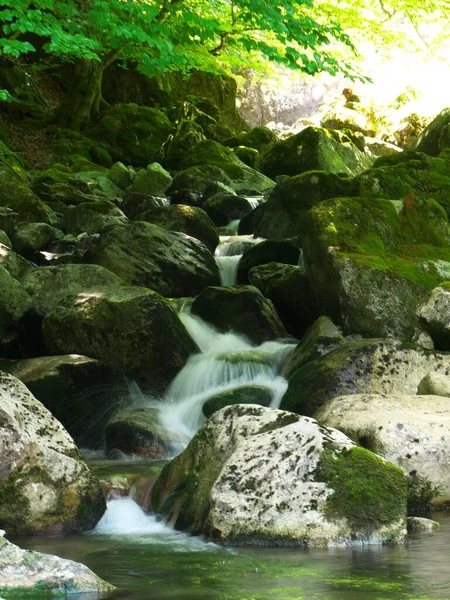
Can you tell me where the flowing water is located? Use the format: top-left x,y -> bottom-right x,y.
14,500 -> 450,600
215,234 -> 264,286
157,311 -> 296,452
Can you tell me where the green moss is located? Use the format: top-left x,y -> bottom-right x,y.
317,446 -> 407,533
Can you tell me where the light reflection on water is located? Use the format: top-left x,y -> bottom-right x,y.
13,511 -> 450,600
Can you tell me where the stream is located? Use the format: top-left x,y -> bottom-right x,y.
14,502 -> 450,599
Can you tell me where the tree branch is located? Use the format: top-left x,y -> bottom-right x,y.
157,0 -> 184,22
378,0 -> 395,18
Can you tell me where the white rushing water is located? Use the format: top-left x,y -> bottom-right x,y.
214,234 -> 265,286
157,310 -> 296,452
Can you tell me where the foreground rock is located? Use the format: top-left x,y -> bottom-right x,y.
417,283 -> 450,349
0,533 -> 114,596
152,405 -> 407,546
42,286 -> 198,393
316,393 -> 450,504
0,372 -> 105,534
281,339 -> 450,416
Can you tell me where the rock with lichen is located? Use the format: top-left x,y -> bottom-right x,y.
151,404 -> 407,546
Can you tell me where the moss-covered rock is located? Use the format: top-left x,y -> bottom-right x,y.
249,170 -> 353,239
0,535 -> 115,595
202,385 -> 273,417
225,126 -> 278,154
105,406 -> 171,459
42,286 -> 198,393
281,338 -> 450,417
232,146 -> 260,169
302,195 -> 450,339
12,223 -> 64,259
152,404 -> 406,546
203,192 -> 253,226
84,221 -> 219,297
64,200 -> 128,235
167,165 -> 233,197
88,103 -> 173,166
316,392 -> 450,505
238,239 -> 300,283
0,266 -> 31,325
248,263 -> 317,337
261,127 -> 374,180
0,243 -> 32,281
138,203 -> 219,253
414,107 -> 450,156
0,371 -> 105,535
22,263 -> 127,317
164,119 -> 207,170
0,181 -> 59,229
284,316 -> 344,375
192,285 -> 286,344
179,140 -> 275,194
109,161 -> 135,190
127,162 -> 172,197
0,354 -> 127,448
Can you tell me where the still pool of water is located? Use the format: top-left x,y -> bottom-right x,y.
14,503 -> 450,600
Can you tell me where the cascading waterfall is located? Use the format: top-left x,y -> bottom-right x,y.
157,310 -> 296,452
214,235 -> 265,286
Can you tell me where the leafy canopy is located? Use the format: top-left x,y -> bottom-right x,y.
0,0 -> 365,80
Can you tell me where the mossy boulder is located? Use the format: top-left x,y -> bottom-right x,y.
0,182 -> 59,230
192,285 -> 286,344
179,140 -> 275,194
283,316 -> 344,375
64,200 -> 128,235
225,126 -> 278,154
248,263 -> 317,337
202,385 -> 273,417
203,192 -> 253,226
261,127 -> 374,180
302,195 -> 450,339
71,171 -> 123,201
238,239 -> 300,283
109,161 -> 135,190
164,119 -> 207,170
321,107 -> 375,137
105,406 -> 171,459
138,203 -> 219,253
0,354 -> 127,448
152,404 -> 407,546
417,284 -> 450,349
84,221 -> 219,297
249,170 -> 353,239
417,371 -> 450,396
414,107 -> 450,156
42,286 -> 198,393
0,243 -> 32,281
281,338 -> 450,417
232,146 -> 260,169
0,535 -> 115,595
12,223 -> 64,260
353,150 -> 450,217
128,162 -> 172,197
0,371 -> 105,535
22,264 -> 126,317
88,103 -> 173,166
0,266 -> 31,325
316,393 -> 450,505
167,165 -> 233,197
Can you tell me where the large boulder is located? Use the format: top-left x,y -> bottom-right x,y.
84,221 -> 219,297
0,534 -> 114,596
127,162 -> 173,197
0,355 -> 127,447
247,170 -> 353,239
261,127 -> 373,180
302,195 -> 450,339
0,372 -> 105,534
167,165 -> 233,197
64,200 -> 128,235
248,263 -> 317,337
22,264 -> 127,317
0,266 -> 31,325
137,204 -> 219,254
42,286 -> 198,393
316,393 -> 450,504
281,338 -> 450,417
202,385 -> 273,417
0,181 -> 59,230
203,192 -> 253,226
414,108 -> 450,156
0,243 -> 32,281
88,103 -> 173,166
192,285 -> 286,344
178,140 -> 275,194
151,405 -> 407,546
238,239 -> 300,283
12,223 -> 64,260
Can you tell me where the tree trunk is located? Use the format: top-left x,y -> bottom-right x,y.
55,55 -> 114,131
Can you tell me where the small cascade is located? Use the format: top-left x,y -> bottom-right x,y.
155,197 -> 171,207
214,234 -> 265,286
158,311 -> 296,451
245,196 -> 265,210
